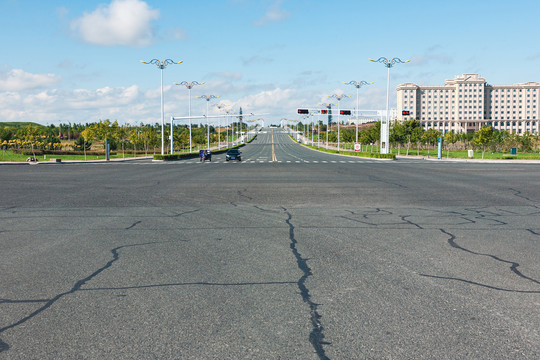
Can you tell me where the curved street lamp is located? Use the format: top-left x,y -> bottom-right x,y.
344,80 -> 373,142
328,94 -> 350,152
197,95 -> 219,149
214,103 -> 231,149
174,81 -> 205,153
369,57 -> 410,154
141,59 -> 182,155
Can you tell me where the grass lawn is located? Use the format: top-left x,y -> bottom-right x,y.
0,150 -> 151,162
392,148 -> 540,160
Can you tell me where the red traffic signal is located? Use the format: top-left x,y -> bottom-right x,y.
340,110 -> 351,115
321,109 -> 328,114
298,109 -> 309,114
402,110 -> 410,116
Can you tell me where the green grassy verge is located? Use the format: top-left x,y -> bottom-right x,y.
394,149 -> 540,160
0,150 -> 150,162
302,144 -> 395,159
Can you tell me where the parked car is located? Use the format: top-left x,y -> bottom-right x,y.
225,148 -> 241,161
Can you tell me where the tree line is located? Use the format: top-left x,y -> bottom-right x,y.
1,120 -> 250,155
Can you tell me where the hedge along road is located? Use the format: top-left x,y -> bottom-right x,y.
1,128 -> 539,359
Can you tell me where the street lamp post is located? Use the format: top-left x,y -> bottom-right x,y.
174,81 -> 205,153
214,103 -> 229,149
319,103 -> 334,149
344,80 -> 373,142
369,57 -> 409,154
141,59 -> 182,155
328,94 -> 350,152
197,95 -> 219,149
317,112 -> 320,147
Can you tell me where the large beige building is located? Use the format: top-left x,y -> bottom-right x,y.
396,73 -> 540,134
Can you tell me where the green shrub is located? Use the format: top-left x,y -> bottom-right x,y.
303,144 -> 395,159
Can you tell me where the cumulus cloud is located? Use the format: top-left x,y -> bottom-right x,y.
71,0 -> 159,47
254,0 -> 290,26
0,69 -> 61,91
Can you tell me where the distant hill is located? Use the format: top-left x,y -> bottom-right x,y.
0,122 -> 45,128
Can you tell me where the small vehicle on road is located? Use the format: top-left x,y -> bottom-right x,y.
225,148 -> 241,161
199,149 -> 212,162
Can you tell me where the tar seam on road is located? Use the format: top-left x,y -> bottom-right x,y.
283,209 -> 330,360
419,229 -> 540,294
441,228 -> 540,286
0,241 -> 160,353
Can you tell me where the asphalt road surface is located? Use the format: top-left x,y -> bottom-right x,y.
1,128 -> 539,359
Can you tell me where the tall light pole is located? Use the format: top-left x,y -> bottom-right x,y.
344,80 -> 373,142
141,59 -> 182,155
175,81 -> 205,153
197,95 -> 219,149
369,57 -> 409,154
214,103 -> 229,149
328,94 -> 350,152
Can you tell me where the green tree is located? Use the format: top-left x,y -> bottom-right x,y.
421,129 -> 440,157
390,121 -> 406,155
444,131 -> 458,158
473,125 -> 494,159
0,127 -> 13,142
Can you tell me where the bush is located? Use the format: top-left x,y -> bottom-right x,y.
12,149 -> 116,156
303,144 -> 395,159
153,143 -> 247,161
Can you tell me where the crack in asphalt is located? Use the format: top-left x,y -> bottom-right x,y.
441,228 -> 540,287
169,209 -> 200,218
81,280 -> 296,291
0,241 -> 160,353
400,215 -> 424,229
419,274 -> 540,294
368,175 -> 408,189
237,189 -> 253,201
509,187 -> 539,206
125,220 -> 141,230
283,208 -> 330,360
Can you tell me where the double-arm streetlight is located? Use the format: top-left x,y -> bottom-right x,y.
197,95 -> 219,149
328,94 -> 350,152
369,57 -> 410,154
141,59 -> 182,155
344,80 -> 373,142
174,81 -> 205,153
214,103 -> 230,149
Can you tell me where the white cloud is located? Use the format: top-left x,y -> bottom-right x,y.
242,55 -> 274,66
0,69 -> 61,91
71,0 -> 159,47
254,0 -> 290,26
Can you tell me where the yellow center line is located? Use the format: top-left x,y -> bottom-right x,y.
272,129 -> 277,162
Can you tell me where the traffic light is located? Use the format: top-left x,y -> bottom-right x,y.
402,110 -> 410,116
340,110 -> 351,115
298,109 -> 309,114
321,109 -> 328,114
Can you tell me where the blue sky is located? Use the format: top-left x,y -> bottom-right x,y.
1,0 -> 539,126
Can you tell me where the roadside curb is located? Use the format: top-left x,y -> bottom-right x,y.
0,156 -> 154,165
396,155 -> 540,164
